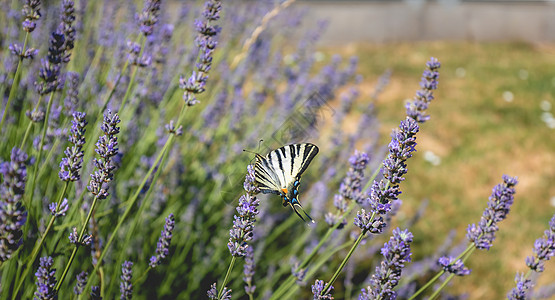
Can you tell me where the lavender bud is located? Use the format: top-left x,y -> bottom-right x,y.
149,213 -> 175,267
120,261 -> 133,300
165,120 -> 183,136
73,271 -> 88,295
0,147 -> 28,262
525,214 -> 555,272
59,111 -> 87,182
207,283 -> 231,300
406,57 -> 441,123
466,175 -> 518,250
91,286 -> 102,300
360,228 -> 413,300
507,273 -> 532,300
137,0 -> 162,36
34,256 -> 57,300
311,279 -> 334,299
22,0 -> 41,32
49,198 -> 68,217
437,256 -> 471,276
243,246 -> 256,295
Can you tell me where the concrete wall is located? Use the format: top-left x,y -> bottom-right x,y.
299,1 -> 555,44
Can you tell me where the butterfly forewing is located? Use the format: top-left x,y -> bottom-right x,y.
255,143 -> 319,194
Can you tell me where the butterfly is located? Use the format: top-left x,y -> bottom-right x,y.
253,143 -> 319,222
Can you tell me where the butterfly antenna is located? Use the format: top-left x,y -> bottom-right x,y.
291,202 -> 315,223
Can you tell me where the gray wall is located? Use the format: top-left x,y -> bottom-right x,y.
299,1 -> 555,44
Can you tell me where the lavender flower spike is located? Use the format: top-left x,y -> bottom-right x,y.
406,57 -> 441,123
73,271 -> 88,295
312,279 -> 334,300
34,256 -> 57,300
437,256 -> 471,276
228,165 -> 260,257
359,228 -> 413,300
243,246 -> 256,295
120,261 -> 133,300
466,175 -> 518,250
59,111 -> 87,182
208,283 -> 231,300
137,0 -> 162,36
35,27 -> 65,95
507,273 -> 533,300
525,214 -> 555,272
87,110 -> 120,200
22,0 -> 42,33
0,147 -> 28,262
149,213 -> 175,267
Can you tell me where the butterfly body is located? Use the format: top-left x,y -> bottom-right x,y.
254,143 -> 319,222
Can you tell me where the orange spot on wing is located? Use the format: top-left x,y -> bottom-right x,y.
282,188 -> 288,194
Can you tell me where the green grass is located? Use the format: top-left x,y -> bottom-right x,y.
324,41 -> 555,298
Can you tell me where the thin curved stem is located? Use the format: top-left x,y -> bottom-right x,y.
1,32 -> 29,131
218,256 -> 237,298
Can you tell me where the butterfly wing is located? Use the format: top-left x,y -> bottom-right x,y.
254,154 -> 282,195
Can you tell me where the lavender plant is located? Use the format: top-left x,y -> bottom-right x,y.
0,0 -> 550,298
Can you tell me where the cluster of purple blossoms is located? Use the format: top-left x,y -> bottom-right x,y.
359,228 -> 413,300
73,271 -> 88,295
507,273 -> 533,300
120,261 -> 133,300
0,147 -> 28,262
49,198 -> 69,217
406,57 -> 441,123
507,214 -> 555,298
165,120 -> 183,136
60,0 -> 76,63
63,72 -> 80,116
91,286 -> 102,300
437,256 -> 471,276
9,43 -> 39,60
466,175 -> 518,250
355,58 -> 440,234
59,111 -> 87,182
69,227 -> 92,246
87,110 -> 120,200
326,151 -> 369,227
34,256 -> 57,300
228,165 -> 260,257
127,41 -> 151,67
137,0 -> 162,36
35,27 -> 65,95
149,213 -> 175,267
243,245 -> 256,295
207,283 -> 231,300
525,214 -> 555,272
22,0 -> 41,33
311,279 -> 334,300
180,0 -> 221,106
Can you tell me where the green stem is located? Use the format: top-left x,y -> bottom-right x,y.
218,256 -> 237,299
27,92 -> 55,207
12,182 -> 69,299
408,270 -> 445,300
322,229 -> 367,295
1,32 -> 29,131
20,94 -> 44,149
55,195 -> 100,292
118,36 -> 145,113
428,272 -> 455,300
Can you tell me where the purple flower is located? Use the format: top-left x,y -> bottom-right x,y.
243,245 -> 256,295
180,0 -> 221,106
34,256 -> 57,300
466,175 -> 518,250
507,273 -> 532,300
73,271 -> 88,295
0,147 -> 28,262
525,214 -> 555,272
165,120 -> 183,136
35,26 -> 65,95
354,209 -> 386,234
59,111 -> 87,182
149,213 -> 175,267
120,261 -> 133,300
228,165 -> 260,257
49,198 -> 68,217
60,0 -> 76,63
63,72 -> 80,116
22,0 -> 41,32
69,227 -> 91,246
406,57 -> 441,123
359,228 -> 413,300
91,286 -> 102,300
437,256 -> 471,276
312,279 -> 334,299
87,110 -> 120,200
9,43 -> 39,59
137,0 -> 162,36
207,283 -> 231,300
127,41 -> 151,67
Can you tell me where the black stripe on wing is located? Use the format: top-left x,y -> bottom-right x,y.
295,143 -> 319,177
254,154 -> 281,194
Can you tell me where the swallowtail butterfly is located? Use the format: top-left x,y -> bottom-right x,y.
254,143 -> 319,222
